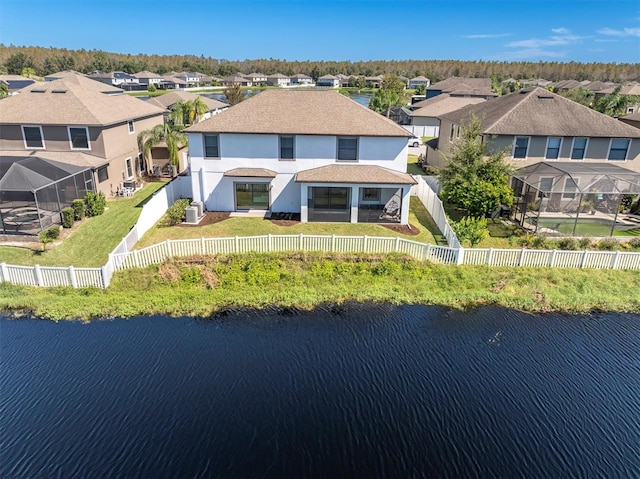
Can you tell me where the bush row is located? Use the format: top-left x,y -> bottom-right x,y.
509,233 -> 640,251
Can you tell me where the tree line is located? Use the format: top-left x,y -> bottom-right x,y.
1,45 -> 638,82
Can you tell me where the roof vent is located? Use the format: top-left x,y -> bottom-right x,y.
52,89 -> 67,93
31,89 -> 46,93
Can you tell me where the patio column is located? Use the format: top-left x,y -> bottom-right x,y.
400,186 -> 411,225
350,186 -> 358,223
300,185 -> 308,223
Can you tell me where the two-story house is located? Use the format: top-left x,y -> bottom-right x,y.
185,90 -> 416,224
316,75 -> 340,88
134,71 -> 164,88
408,76 -> 431,89
434,87 -> 640,172
243,73 -> 268,85
266,73 -> 291,87
425,77 -> 496,99
0,73 -> 165,197
290,74 -> 313,86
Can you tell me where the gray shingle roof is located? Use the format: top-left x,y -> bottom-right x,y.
149,91 -> 228,111
185,89 -> 412,137
410,95 -> 486,117
439,87 -> 640,138
224,168 -> 277,178
295,164 -> 416,184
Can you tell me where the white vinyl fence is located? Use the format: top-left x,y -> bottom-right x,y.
4,175 -> 640,289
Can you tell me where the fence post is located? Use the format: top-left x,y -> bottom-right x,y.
487,248 -> 494,266
456,247 -> 465,265
134,249 -> 141,268
101,265 -> 109,288
331,235 -> 335,252
299,233 -> 303,251
166,239 -> 173,258
425,243 -> 432,260
518,248 -> 526,267
611,251 -> 620,269
268,234 -> 273,252
395,236 -> 400,252
580,250 -> 589,268
201,237 -> 206,255
235,236 -> 239,253
34,264 -> 44,286
0,262 -> 8,282
549,249 -> 557,267
363,235 -> 368,252
68,266 -> 78,288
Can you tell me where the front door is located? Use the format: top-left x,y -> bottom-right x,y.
235,182 -> 269,210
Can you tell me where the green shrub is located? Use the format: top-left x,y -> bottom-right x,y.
422,165 -> 441,176
556,237 -> 579,250
166,198 -> 192,225
85,191 -> 106,217
452,216 -> 489,247
628,237 -> 640,249
578,237 -> 593,250
596,238 -> 619,251
38,225 -> 60,251
61,207 -> 75,228
72,199 -> 85,221
148,83 -> 157,93
532,234 -> 549,249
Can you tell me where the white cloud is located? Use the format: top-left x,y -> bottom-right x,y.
597,27 -> 640,37
489,48 -> 568,61
552,27 -> 570,34
462,33 -> 511,39
506,33 -> 583,49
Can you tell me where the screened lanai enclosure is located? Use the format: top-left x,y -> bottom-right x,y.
0,157 -> 94,235
510,162 -> 640,237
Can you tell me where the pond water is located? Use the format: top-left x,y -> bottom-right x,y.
2,305 -> 639,478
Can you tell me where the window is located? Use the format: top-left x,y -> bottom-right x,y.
608,138 -> 630,161
96,165 -> 109,183
513,136 -> 529,159
571,138 -> 588,160
538,177 -> 554,198
279,136 -> 294,160
362,188 -> 380,201
128,121 -> 135,134
204,135 -> 219,158
22,125 -> 44,149
545,137 -> 562,160
337,137 -> 357,161
449,124 -> 455,141
68,127 -> 90,150
125,157 -> 133,179
563,177 -> 579,199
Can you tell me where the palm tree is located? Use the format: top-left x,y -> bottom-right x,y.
188,96 -> 210,124
137,123 -> 187,172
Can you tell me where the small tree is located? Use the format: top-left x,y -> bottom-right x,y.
39,226 -> 60,251
223,84 -> 245,106
72,199 -> 85,221
439,115 -> 514,217
61,207 -> 75,228
147,83 -> 157,93
452,216 -> 489,247
85,191 -> 106,217
414,84 -> 427,95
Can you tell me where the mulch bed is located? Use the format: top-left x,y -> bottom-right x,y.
178,212 -> 230,227
380,223 -> 421,235
269,212 -> 301,226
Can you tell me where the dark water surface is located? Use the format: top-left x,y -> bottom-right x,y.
1,305 -> 639,478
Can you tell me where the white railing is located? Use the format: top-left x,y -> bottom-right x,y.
412,175 -> 461,249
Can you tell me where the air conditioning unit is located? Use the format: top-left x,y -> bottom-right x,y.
191,201 -> 204,218
185,206 -> 198,224
152,165 -> 162,177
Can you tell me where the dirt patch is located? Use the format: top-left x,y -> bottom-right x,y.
380,223 -> 420,236
269,212 -> 301,227
178,212 -> 230,227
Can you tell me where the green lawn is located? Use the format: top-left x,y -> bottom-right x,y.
407,154 -> 424,175
0,181 -> 166,267
443,202 -> 518,248
136,197 -> 443,248
534,217 -> 640,237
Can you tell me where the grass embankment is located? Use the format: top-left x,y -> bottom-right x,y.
1,252 -> 638,320
136,197 -> 444,248
0,181 -> 166,267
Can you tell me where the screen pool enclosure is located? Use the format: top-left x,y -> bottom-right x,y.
0,156 -> 95,235
510,162 -> 640,237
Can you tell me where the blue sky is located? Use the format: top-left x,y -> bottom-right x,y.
1,0 -> 639,63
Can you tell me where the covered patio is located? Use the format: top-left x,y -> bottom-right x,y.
0,156 -> 94,235
295,165 -> 416,224
510,162 -> 640,237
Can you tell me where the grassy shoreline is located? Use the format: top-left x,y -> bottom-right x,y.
1,252 -> 638,320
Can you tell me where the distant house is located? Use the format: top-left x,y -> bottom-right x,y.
365,75 -> 384,88
409,95 -> 487,137
243,73 -> 268,85
316,75 -> 340,88
381,106 -> 412,126
134,71 -> 164,87
595,83 -> 640,115
44,71 -> 124,95
87,71 -> 140,88
266,73 -> 291,87
408,76 -> 431,89
171,72 -> 201,88
434,88 -> 640,172
184,89 -> 415,224
336,74 -> 353,87
620,111 -> 640,130
425,77 -> 496,99
290,73 -> 313,85
222,76 -> 253,87
0,73 -> 165,202
0,75 -> 36,92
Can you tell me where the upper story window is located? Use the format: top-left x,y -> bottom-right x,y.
128,120 -> 135,134
68,127 -> 90,150
337,137 -> 358,161
571,137 -> 588,160
204,134 -> 219,158
22,125 -> 45,149
545,137 -> 562,160
513,136 -> 529,159
279,136 -> 295,160
608,138 -> 630,161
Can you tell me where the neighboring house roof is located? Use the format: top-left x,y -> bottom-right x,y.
0,78 -> 165,126
552,79 -> 582,90
428,77 -> 491,91
621,111 -> 640,122
291,73 -> 312,79
0,150 -> 109,169
223,75 -> 250,83
439,87 -> 640,138
44,70 -> 85,81
0,75 -> 36,90
317,74 -> 337,80
149,91 -> 228,111
134,70 -> 162,79
185,89 -> 412,137
598,82 -> 640,95
410,95 -> 486,117
267,73 -> 290,79
410,76 -> 430,82
40,71 -> 123,94
224,168 -> 277,178
244,72 -> 267,78
295,164 -> 416,184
